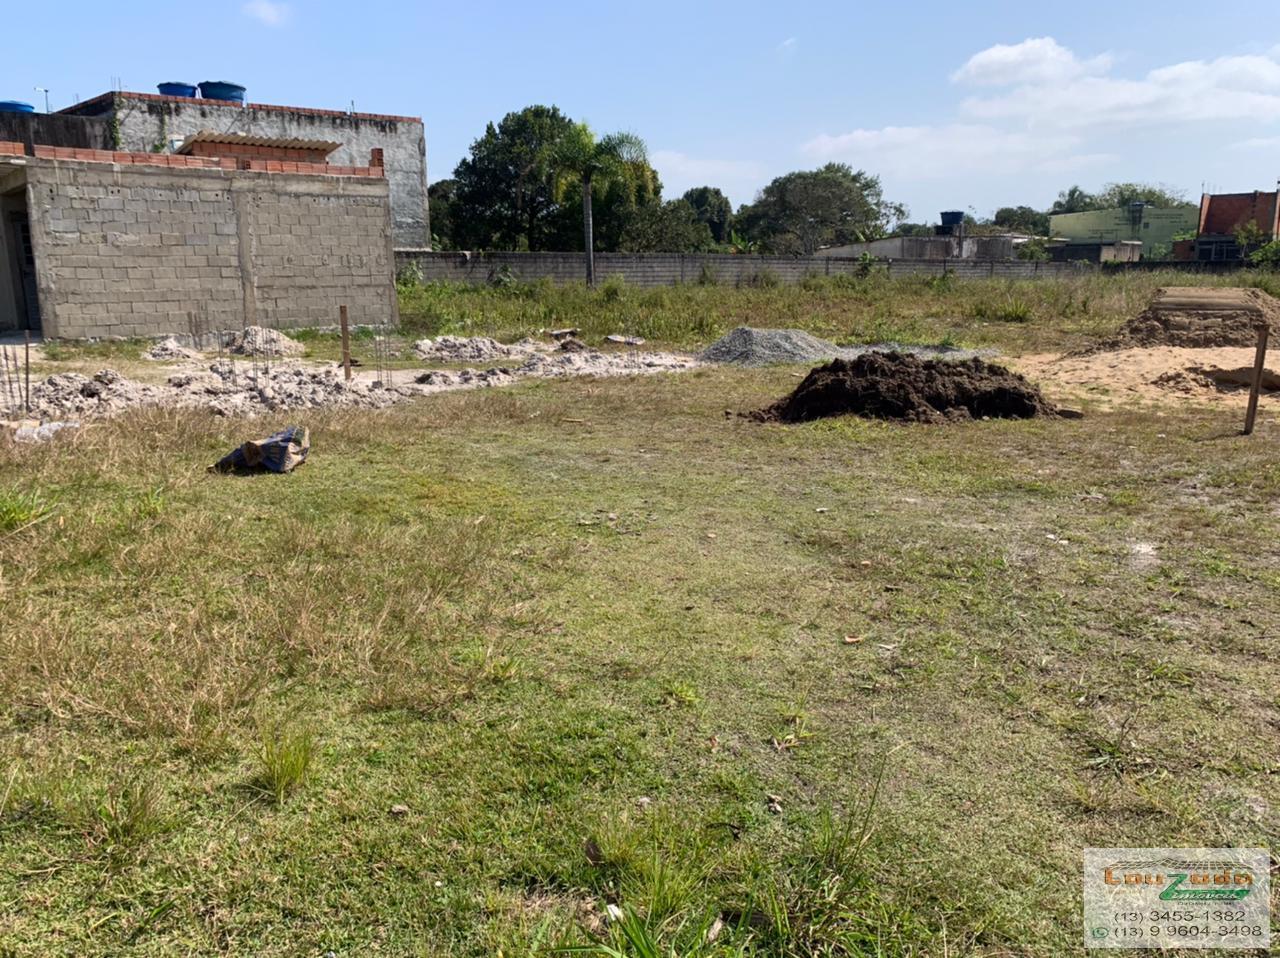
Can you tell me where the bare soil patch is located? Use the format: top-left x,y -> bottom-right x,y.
1089,287 -> 1280,352
751,352 -> 1058,424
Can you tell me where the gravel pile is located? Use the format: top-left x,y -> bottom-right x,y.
701,327 -> 853,366
226,326 -> 306,357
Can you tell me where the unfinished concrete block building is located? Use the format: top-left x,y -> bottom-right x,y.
0,85 -> 425,338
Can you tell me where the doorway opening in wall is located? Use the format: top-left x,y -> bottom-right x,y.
0,184 -> 41,336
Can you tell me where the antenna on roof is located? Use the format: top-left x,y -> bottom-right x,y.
33,87 -> 50,113
350,99 -> 356,115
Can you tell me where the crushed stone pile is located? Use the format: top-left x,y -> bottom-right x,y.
226,326 -> 306,357
27,369 -> 168,419
751,352 -> 1060,424
702,326 -> 987,366
143,337 -> 200,361
413,335 -> 531,362
702,327 -> 854,366
1090,287 -> 1280,352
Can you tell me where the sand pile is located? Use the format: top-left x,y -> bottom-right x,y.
752,352 -> 1059,424
226,326 -> 306,357
1092,287 -> 1280,352
143,337 -> 200,361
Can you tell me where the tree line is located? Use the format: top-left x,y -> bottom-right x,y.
428,104 -> 905,264
428,105 -> 1199,269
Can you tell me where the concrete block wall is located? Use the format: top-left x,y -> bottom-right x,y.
25,157 -> 396,339
63,93 -> 429,248
395,250 -> 1090,288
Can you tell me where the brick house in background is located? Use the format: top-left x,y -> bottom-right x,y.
1194,190 -> 1280,261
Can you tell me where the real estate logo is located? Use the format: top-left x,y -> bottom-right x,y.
1083,848 -> 1270,950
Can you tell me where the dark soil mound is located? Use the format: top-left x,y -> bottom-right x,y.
752,352 -> 1058,424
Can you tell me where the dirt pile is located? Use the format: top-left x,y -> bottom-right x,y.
1153,365 -> 1280,394
226,326 -> 305,357
1092,287 -> 1280,351
752,352 -> 1059,424
143,337 -> 200,361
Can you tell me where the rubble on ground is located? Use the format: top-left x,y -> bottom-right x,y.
21,338 -> 700,420
701,326 -> 985,366
143,337 -> 200,361
226,325 -> 306,357
413,335 -> 531,362
750,352 -> 1060,424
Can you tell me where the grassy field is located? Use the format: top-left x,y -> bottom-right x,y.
2,275 -> 1278,956
395,268 -> 1280,354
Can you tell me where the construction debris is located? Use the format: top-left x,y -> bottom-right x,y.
751,352 -> 1060,424
413,336 -> 529,363
605,334 -> 646,346
701,326 -> 985,367
212,425 -> 310,473
226,325 -> 306,357
143,337 -> 200,361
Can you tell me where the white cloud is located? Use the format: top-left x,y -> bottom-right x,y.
804,38 -> 1280,188
951,37 -> 1111,86
960,52 -> 1280,129
650,150 -> 767,205
779,37 -> 798,52
802,124 -> 1111,179
243,0 -> 289,26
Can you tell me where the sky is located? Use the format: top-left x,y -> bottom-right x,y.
5,1 -> 1280,223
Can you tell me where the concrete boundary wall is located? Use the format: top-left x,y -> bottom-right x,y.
25,158 -> 397,339
394,250 -> 1094,287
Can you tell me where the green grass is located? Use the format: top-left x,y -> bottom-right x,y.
2,279 -> 1280,954
395,269 -> 1280,354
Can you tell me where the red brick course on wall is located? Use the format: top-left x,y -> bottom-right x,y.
22,144 -> 382,177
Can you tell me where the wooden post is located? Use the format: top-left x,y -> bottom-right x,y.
1243,323 -> 1269,435
23,330 -> 30,412
340,305 -> 352,382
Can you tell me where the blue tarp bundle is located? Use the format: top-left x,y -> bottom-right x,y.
213,425 -> 310,474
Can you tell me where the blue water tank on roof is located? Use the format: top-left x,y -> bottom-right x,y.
0,101 -> 35,113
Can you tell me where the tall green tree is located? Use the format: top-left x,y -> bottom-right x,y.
992,205 -> 1050,236
1049,185 -> 1100,215
735,164 -> 904,254
681,186 -> 733,243
619,200 -> 715,252
553,124 -> 653,284
452,105 -> 575,250
427,178 -> 458,249
1095,182 -> 1192,209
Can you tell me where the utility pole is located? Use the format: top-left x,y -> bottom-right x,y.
34,87 -> 50,113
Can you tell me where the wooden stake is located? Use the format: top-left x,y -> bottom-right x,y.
24,330 -> 30,412
340,305 -> 352,382
1243,323 -> 1269,435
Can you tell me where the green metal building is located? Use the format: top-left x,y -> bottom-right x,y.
1047,204 -> 1199,258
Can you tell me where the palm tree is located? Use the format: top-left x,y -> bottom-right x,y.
554,124 -> 651,285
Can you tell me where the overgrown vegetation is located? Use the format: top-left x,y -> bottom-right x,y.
397,268 -> 1280,354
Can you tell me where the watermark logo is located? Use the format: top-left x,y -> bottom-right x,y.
1084,848 -> 1270,949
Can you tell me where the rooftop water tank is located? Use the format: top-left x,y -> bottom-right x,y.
158,82 -> 198,98
0,101 -> 36,113
198,81 -> 246,104
939,211 -> 964,227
